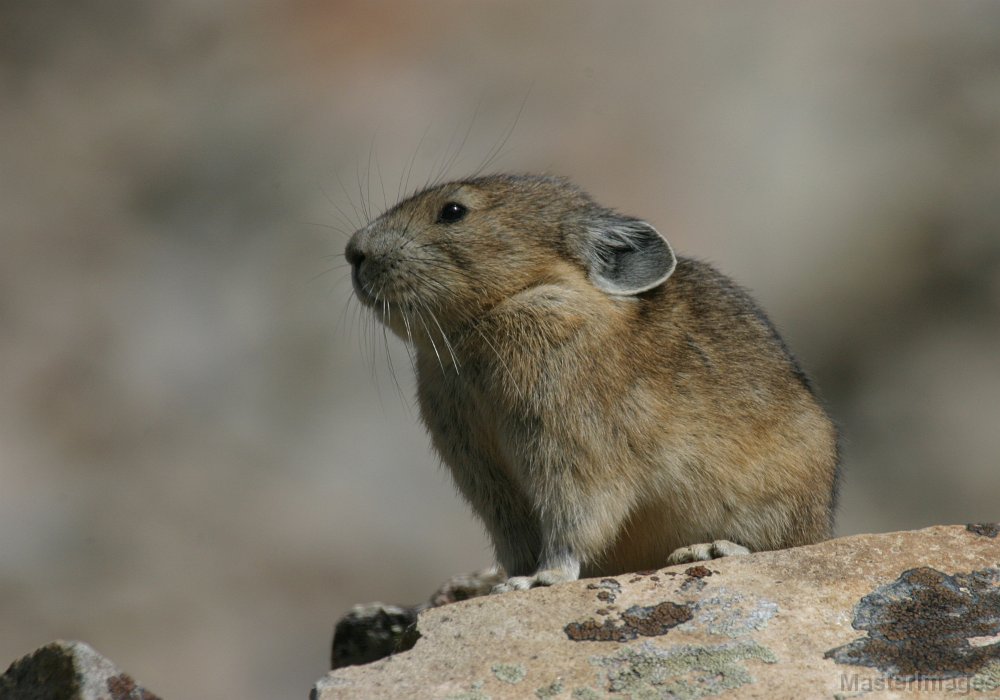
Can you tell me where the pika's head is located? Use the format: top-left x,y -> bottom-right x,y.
344,174 -> 675,340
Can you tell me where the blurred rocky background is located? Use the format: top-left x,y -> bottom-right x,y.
1,2 -> 998,698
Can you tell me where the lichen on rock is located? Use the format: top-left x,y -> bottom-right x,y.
825,566 -> 1000,680
590,640 -> 777,699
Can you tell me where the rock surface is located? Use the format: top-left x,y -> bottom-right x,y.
314,525 -> 1000,699
0,640 -> 160,700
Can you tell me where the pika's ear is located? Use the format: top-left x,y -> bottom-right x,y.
583,218 -> 677,295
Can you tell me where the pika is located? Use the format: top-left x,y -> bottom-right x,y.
345,174 -> 839,592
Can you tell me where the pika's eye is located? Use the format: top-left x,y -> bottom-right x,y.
437,202 -> 467,224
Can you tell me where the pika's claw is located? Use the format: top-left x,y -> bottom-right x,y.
491,576 -> 533,593
491,567 -> 577,594
667,539 -> 750,564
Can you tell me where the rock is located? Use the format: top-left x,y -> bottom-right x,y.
331,568 -> 504,669
331,603 -> 419,670
314,524 -> 1000,699
0,640 -> 160,700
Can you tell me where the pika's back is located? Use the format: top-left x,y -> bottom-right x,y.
637,257 -> 817,398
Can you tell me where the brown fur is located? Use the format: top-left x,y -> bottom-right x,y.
345,174 -> 839,588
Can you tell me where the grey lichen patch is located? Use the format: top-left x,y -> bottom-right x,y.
627,569 -> 669,584
535,677 -> 564,698
447,680 -> 491,700
492,662 -> 526,684
825,567 -> 1000,681
446,692 -> 491,700
590,640 -> 777,698
587,578 -> 622,604
971,659 -> 1000,692
680,565 -> 714,593
693,590 -> 778,637
967,522 -> 1000,538
565,601 -> 692,642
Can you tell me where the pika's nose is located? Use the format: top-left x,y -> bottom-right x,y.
344,240 -> 365,269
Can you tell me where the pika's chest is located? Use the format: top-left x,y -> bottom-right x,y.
415,353 -> 529,469
417,360 -> 496,440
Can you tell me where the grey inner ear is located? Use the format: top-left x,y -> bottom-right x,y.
586,219 -> 677,295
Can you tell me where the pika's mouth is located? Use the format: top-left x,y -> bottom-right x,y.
350,267 -> 402,322
347,252 -> 385,309
350,264 -> 371,304
345,238 -> 376,306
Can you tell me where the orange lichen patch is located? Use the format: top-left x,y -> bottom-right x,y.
564,601 -> 693,642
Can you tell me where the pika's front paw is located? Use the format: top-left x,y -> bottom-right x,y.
667,539 -> 750,564
491,568 -> 577,594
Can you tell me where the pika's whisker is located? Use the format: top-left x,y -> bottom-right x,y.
418,299 -> 461,375
413,305 -> 446,374
381,299 -> 405,403
334,171 -> 365,231
470,325 -> 524,402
